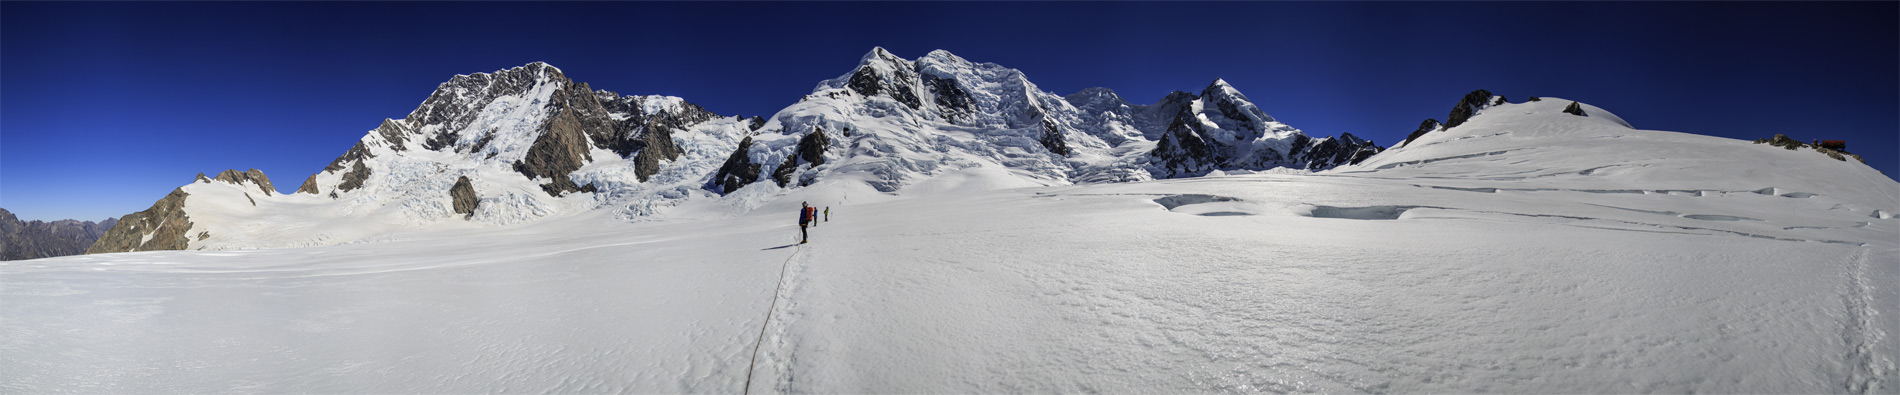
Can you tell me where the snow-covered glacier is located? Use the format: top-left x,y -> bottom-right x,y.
5,88 -> 1896,393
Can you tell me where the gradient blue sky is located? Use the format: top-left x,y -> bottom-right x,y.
3,2 -> 1895,221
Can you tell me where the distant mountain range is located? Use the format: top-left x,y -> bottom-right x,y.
0,208 -> 115,260
77,47 -> 1877,254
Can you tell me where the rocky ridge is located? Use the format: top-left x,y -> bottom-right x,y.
1399,89 -> 1510,148
0,209 -> 116,260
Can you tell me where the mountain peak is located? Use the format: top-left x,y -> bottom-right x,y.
922,49 -> 965,63
860,47 -> 904,65
1201,78 -> 1246,100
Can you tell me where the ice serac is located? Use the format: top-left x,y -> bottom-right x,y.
0,208 -> 115,261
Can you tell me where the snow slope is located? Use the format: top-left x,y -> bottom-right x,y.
6,95 -> 1896,392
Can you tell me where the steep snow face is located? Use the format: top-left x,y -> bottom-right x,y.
9,96 -> 1896,392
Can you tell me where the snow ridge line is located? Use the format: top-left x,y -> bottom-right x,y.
745,244 -> 801,394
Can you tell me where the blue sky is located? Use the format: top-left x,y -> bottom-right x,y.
2,2 -> 1894,221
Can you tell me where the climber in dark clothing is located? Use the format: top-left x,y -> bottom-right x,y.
799,202 -> 814,244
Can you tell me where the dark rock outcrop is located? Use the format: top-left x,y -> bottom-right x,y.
297,174 -> 320,194
1528,96 -> 1542,102
336,161 -> 371,193
630,119 -> 683,182
87,188 -> 194,254
0,208 -> 116,261
1397,89 -> 1499,149
1443,89 -> 1495,129
926,73 -> 975,124
711,136 -> 762,193
1563,101 -> 1587,116
1151,110 -> 1218,176
846,49 -> 923,109
449,176 -> 479,219
313,140 -> 376,196
1039,118 -> 1072,156
772,129 -> 831,187
1754,134 -> 1868,163
512,106 -> 595,196
212,169 -> 276,195
374,119 -> 413,151
612,100 -> 716,182
1301,133 -> 1385,169
1402,119 -> 1444,147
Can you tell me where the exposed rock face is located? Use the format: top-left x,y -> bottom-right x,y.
1301,133 -> 1384,168
1396,89 -> 1498,149
1563,101 -> 1587,116
0,208 -> 116,261
926,73 -> 975,124
772,129 -> 831,187
450,176 -> 479,218
337,161 -> 371,193
1754,134 -> 1870,163
1039,118 -> 1072,157
1151,108 -> 1217,174
630,117 -> 685,182
1444,89 -> 1496,129
324,141 -> 374,173
1402,119 -> 1444,147
297,174 -> 320,194
374,119 -> 413,151
87,188 -> 194,254
846,48 -> 923,109
513,105 -> 595,196
711,136 -> 762,193
212,168 -> 276,195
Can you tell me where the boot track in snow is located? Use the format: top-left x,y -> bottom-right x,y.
746,244 -> 802,394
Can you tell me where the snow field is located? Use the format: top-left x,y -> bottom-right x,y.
749,173 -> 1896,392
10,161 -> 1891,392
